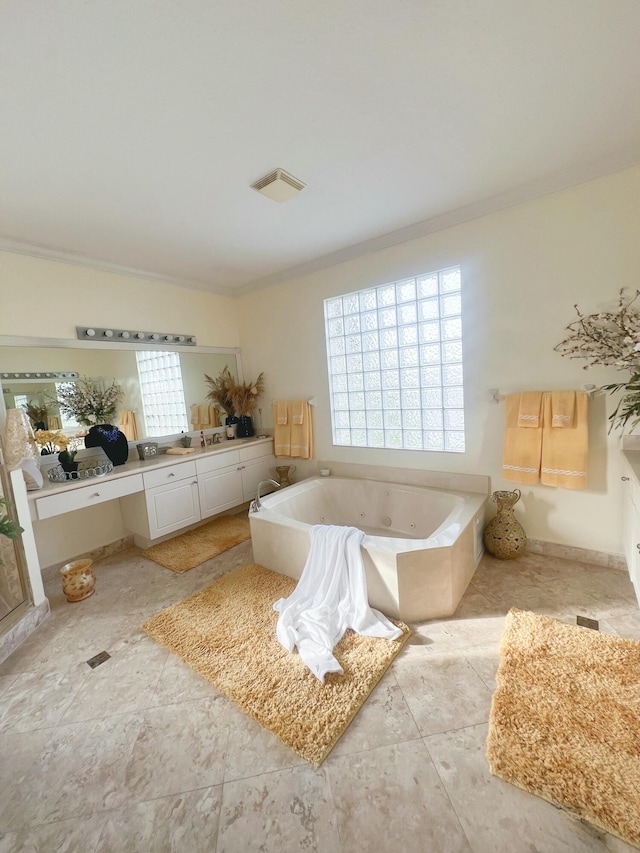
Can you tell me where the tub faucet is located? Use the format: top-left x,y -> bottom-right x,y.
250,479 -> 280,513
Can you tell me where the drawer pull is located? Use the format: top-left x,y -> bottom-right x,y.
92,492 -> 101,498
168,472 -> 175,478
192,481 -> 197,486
636,544 -> 640,552
622,476 -> 630,481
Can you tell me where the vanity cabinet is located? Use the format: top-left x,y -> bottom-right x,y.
144,468 -> 201,540
197,451 -> 244,518
239,443 -> 278,500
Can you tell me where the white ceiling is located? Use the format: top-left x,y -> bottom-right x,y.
2,1 -> 640,297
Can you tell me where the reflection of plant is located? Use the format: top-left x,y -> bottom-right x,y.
54,376 -> 124,426
58,448 -> 77,464
555,289 -> 640,432
204,367 -> 265,417
0,498 -> 23,565
34,429 -> 70,455
24,401 -> 50,425
205,367 -> 238,416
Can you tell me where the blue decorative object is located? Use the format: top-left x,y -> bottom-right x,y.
84,424 -> 129,466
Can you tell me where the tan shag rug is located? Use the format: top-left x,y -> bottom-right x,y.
142,516 -> 251,572
487,608 -> 640,848
142,563 -> 410,765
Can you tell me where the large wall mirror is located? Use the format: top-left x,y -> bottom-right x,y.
0,336 -> 242,442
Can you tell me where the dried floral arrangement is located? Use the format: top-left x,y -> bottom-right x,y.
24,401 -> 50,426
34,429 -> 70,455
204,366 -> 236,416
204,368 -> 265,417
555,288 -> 640,432
53,376 -> 124,426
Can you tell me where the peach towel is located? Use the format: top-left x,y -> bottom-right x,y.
550,390 -> 575,428
273,401 -> 313,459
541,391 -> 588,489
118,410 -> 138,441
291,401 -> 305,425
275,401 -> 288,425
502,394 -> 542,485
517,392 -> 542,428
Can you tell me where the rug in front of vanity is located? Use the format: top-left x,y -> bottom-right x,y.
142,515 -> 251,572
142,563 -> 410,766
487,608 -> 640,849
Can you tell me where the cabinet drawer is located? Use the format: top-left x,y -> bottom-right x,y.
35,474 -> 144,520
196,450 -> 240,475
143,461 -> 196,489
240,441 -> 274,463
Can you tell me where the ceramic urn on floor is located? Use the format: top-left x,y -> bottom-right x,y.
483,489 -> 527,560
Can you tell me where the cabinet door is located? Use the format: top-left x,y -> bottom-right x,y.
241,455 -> 277,502
146,478 -> 200,539
198,463 -> 244,519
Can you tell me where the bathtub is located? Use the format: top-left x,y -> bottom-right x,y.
249,475 -> 488,622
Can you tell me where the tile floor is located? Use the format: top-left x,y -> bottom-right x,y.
0,540 -> 639,852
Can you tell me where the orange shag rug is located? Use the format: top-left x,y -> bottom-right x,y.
487,608 -> 640,848
142,515 -> 250,572
142,563 -> 410,765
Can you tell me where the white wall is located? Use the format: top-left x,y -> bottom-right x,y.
0,252 -> 240,347
237,167 -> 640,556
0,252 -> 240,566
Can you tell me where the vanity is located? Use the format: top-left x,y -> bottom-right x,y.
28,437 -> 276,549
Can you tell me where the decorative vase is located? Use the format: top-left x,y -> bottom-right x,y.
60,558 -> 96,602
84,424 -> 129,466
483,489 -> 527,560
58,453 -> 78,475
236,415 -> 254,438
2,408 -> 42,489
275,465 -> 296,487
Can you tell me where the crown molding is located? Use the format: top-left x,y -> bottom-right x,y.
1,149 -> 638,300
0,236 -> 237,298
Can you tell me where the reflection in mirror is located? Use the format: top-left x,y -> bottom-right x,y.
0,344 -> 240,441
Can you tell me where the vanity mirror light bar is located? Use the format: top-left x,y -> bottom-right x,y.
76,327 -> 197,345
1,371 -> 79,380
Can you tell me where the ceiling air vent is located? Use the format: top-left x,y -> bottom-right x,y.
251,168 -> 306,203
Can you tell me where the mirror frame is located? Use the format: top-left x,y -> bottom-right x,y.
0,334 -> 244,443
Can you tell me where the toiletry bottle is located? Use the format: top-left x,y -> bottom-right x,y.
200,430 -> 205,447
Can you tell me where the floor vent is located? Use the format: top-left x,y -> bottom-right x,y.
576,616 -> 599,631
86,651 -> 111,668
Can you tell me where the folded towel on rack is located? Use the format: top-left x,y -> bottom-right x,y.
541,391 -> 588,489
502,393 -> 542,485
273,400 -> 313,459
275,401 -> 288,425
550,390 -> 576,428
291,401 -> 304,425
118,410 -> 139,441
517,392 -> 543,428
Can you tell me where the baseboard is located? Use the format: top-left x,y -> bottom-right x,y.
0,598 -> 50,666
41,535 -> 135,582
527,539 -> 626,572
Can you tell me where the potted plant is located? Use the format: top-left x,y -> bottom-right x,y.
204,366 -> 238,422
204,368 -> 265,437
58,448 -> 78,476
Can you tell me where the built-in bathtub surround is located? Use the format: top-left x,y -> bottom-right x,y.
251,466 -> 488,622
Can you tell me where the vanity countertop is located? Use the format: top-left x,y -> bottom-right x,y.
28,436 -> 274,501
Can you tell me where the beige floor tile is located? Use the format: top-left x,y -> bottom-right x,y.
0,728 -> 51,820
330,669 -> 421,757
216,764 -> 341,853
223,706 -> 307,782
393,648 -> 494,736
0,669 -> 88,734
326,739 -> 471,852
0,712 -> 144,829
95,786 -> 223,853
122,697 -> 230,802
462,644 -> 501,691
5,813 -> 108,853
426,723 -> 614,852
149,650 -> 221,706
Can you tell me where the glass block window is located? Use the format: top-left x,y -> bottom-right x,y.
135,351 -> 189,437
324,266 -> 464,452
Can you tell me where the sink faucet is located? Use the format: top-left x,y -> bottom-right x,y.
212,433 -> 221,444
250,479 -> 280,513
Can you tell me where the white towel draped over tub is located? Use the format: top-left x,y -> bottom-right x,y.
273,524 -> 402,682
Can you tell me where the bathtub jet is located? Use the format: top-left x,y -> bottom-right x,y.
249,475 -> 488,622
